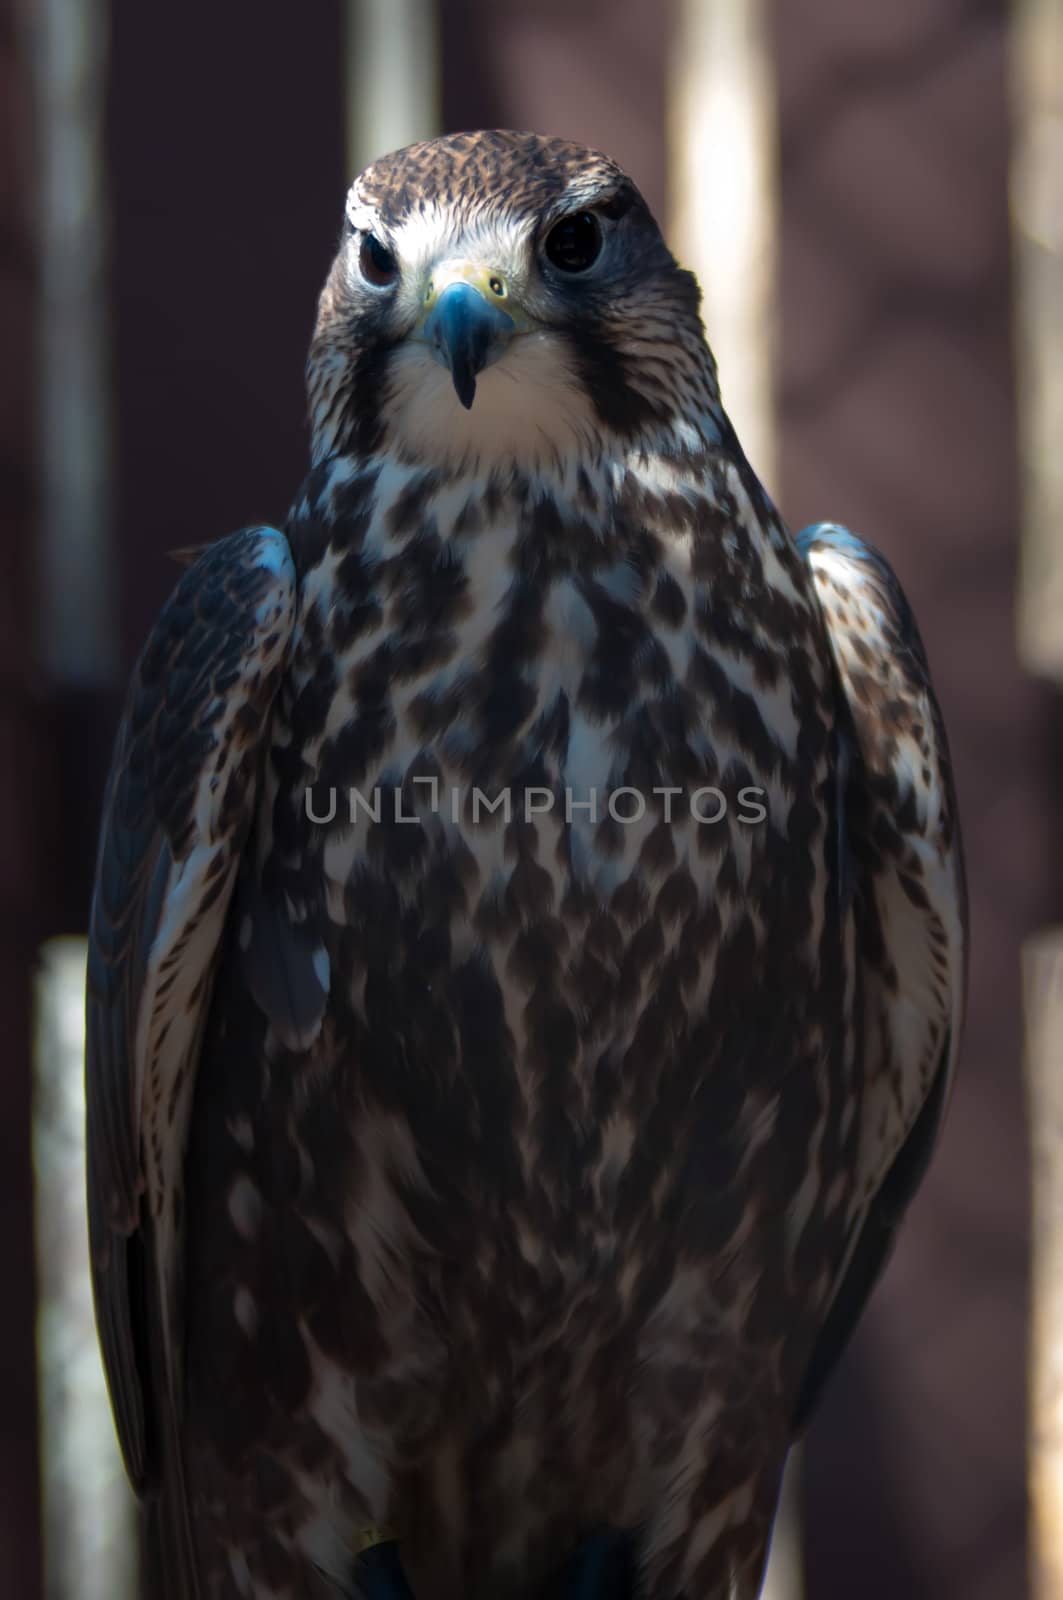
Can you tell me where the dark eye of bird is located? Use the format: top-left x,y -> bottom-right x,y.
359,232 -> 399,287
543,211 -> 603,274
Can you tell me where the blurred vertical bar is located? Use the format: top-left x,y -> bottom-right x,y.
1025,932 -> 1063,1600
26,0 -> 131,1594
34,940 -> 136,1600
669,9 -> 797,1597
669,0 -> 778,487
1,2 -> 45,1594
344,0 -> 440,178
32,0 -> 116,690
1014,0 -> 1063,682
30,0 -> 120,941
1013,4 -> 1063,1596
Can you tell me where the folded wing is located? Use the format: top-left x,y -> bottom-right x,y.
793,522 -> 967,1427
85,526 -> 296,1510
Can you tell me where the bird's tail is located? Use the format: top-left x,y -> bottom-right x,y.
140,1400 -> 201,1600
140,1228 -> 202,1599
142,1481 -> 200,1600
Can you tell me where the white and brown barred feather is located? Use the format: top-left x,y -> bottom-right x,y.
84,132 -> 966,1600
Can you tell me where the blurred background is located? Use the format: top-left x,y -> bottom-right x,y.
3,1 -> 1061,1596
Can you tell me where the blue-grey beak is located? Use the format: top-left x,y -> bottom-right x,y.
422,282 -> 516,410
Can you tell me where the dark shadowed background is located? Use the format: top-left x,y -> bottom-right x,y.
3,2 -> 1058,1596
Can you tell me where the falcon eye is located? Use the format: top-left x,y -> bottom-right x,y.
543,211 -> 603,274
359,232 -> 399,288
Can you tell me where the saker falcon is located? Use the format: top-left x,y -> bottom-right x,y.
86,130 -> 967,1600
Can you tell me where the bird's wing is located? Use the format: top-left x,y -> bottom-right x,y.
792,522 -> 967,1428
85,526 -> 296,1496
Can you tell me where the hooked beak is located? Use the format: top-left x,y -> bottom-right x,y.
419,263 -> 519,410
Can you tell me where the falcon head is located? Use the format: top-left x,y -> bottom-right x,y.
308,130 -> 718,470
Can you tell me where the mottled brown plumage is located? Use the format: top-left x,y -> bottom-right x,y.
87,132 -> 965,1600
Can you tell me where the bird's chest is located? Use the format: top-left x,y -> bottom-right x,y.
274,518 -> 769,920
286,461 -> 822,914
212,473 -> 848,1498
264,475 -> 836,1073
